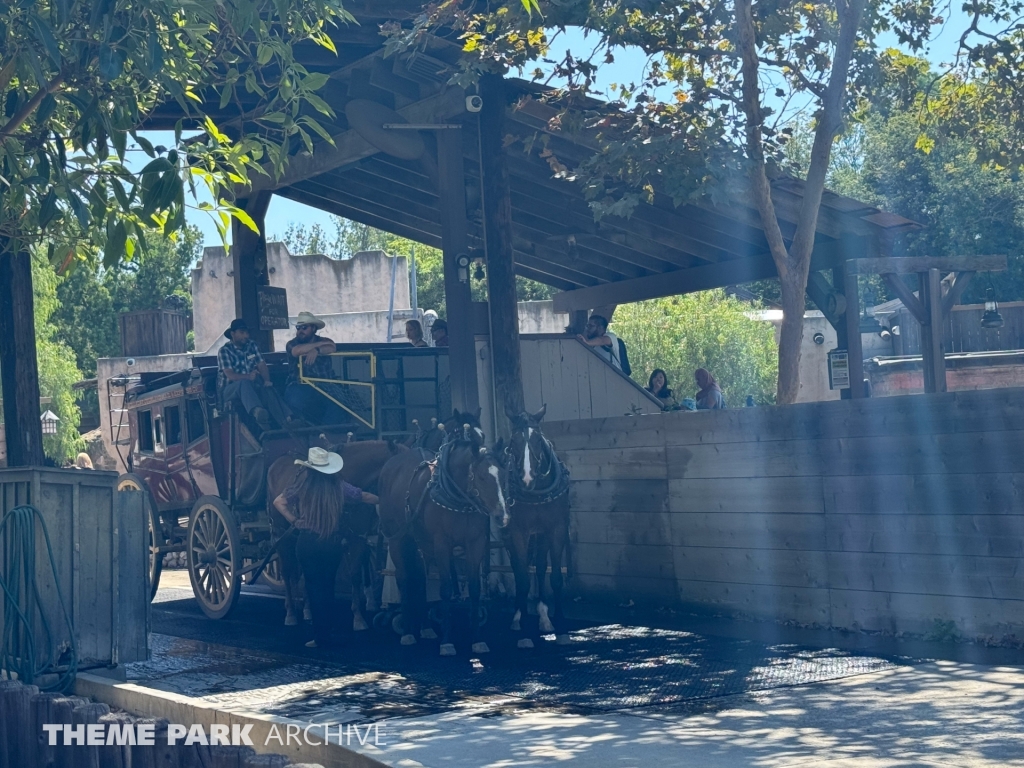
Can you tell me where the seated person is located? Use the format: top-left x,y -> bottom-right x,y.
430,318 -> 449,347
646,369 -> 678,410
405,319 -> 429,347
283,311 -> 344,425
217,319 -> 293,430
695,368 -> 726,410
576,315 -> 621,370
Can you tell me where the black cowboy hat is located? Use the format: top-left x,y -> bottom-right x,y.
224,318 -> 249,339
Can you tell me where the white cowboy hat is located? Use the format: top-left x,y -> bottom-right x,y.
294,311 -> 326,329
294,447 -> 343,475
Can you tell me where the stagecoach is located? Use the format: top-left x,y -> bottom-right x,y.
111,344 -> 451,619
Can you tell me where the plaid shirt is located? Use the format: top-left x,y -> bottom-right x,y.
217,340 -> 264,392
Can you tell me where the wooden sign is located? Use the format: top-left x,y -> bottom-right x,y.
257,286 -> 289,330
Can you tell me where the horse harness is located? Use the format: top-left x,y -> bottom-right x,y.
401,437 -> 493,529
504,428 -> 570,506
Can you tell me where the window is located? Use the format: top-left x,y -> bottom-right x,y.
138,410 -> 154,452
165,405 -> 182,446
153,414 -> 163,450
187,398 -> 206,442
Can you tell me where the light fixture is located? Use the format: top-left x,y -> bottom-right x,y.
40,410 -> 60,436
456,253 -> 470,283
473,258 -> 486,281
858,288 -> 883,333
813,332 -> 825,345
981,288 -> 1004,329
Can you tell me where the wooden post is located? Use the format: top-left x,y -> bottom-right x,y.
0,244 -> 45,466
920,268 -> 946,393
437,127 -> 480,414
842,264 -> 866,398
478,74 -> 524,432
231,192 -> 273,352
31,692 -> 62,768
567,310 -> 588,335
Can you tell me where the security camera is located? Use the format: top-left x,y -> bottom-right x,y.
812,332 -> 825,345
126,358 -> 136,367
466,95 -> 483,113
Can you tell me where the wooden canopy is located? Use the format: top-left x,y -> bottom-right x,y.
144,2 -> 918,309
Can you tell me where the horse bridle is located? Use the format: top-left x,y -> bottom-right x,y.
503,423 -> 570,505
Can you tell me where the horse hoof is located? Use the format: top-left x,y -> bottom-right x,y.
471,642 -> 490,654
510,610 -> 521,632
439,643 -> 456,656
517,638 -> 535,649
353,615 -> 369,632
420,628 -> 438,640
537,602 -> 555,633
303,608 -> 313,622
284,615 -> 298,627
556,633 -> 571,645
400,634 -> 417,646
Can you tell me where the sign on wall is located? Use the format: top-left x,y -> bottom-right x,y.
828,349 -> 850,390
257,286 -> 289,331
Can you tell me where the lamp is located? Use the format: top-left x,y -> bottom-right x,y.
981,288 -> 1004,329
40,410 -> 59,436
858,288 -> 883,333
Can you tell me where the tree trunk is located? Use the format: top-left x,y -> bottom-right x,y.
0,242 -> 45,466
777,273 -> 807,404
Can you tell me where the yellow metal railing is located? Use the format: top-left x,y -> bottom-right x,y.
298,351 -> 376,430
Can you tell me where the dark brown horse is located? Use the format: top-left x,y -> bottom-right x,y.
377,410 -> 508,656
267,439 -> 407,628
498,404 -> 572,647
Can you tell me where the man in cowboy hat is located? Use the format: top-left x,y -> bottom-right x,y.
284,311 -> 343,425
218,318 -> 292,430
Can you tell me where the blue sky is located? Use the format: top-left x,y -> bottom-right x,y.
158,11 -> 973,253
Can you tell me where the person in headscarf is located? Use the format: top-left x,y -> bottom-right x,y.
646,369 -> 677,410
694,368 -> 725,410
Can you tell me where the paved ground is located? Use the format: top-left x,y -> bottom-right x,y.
138,570 -> 1024,767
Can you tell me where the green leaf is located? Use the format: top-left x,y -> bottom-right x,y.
140,157 -> 174,175
303,72 -> 330,91
227,205 -> 259,233
38,188 -> 58,226
257,44 -> 274,66
31,14 -> 63,68
133,134 -> 155,157
915,133 -> 935,154
105,220 -> 127,266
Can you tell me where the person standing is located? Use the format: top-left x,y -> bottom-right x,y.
576,315 -> 621,370
284,312 -> 341,424
646,369 -> 678,410
217,319 -> 292,430
272,448 -> 377,649
430,318 -> 449,347
405,319 -> 429,347
695,368 -> 726,410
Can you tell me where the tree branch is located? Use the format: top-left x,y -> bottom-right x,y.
0,71 -> 66,143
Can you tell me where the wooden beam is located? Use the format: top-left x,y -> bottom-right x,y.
552,254 -> 781,313
0,242 -> 45,465
942,271 -> 974,315
847,254 -> 1007,275
921,268 -> 947,393
231,192 -> 273,352
805,271 -> 843,330
842,268 -> 866,399
478,74 -> 525,430
437,127 -> 479,414
881,273 -> 926,324
250,87 -> 465,193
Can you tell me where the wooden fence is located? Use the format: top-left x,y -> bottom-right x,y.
545,387 -> 1024,641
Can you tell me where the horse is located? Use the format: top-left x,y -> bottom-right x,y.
266,438 -> 407,629
377,410 -> 508,656
497,404 -> 572,648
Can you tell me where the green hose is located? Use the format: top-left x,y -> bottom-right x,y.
0,505 -> 77,692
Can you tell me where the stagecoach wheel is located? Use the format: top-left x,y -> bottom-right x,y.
259,555 -> 286,592
186,496 -> 242,620
118,473 -> 162,600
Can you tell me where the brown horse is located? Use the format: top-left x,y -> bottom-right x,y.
377,411 -> 508,656
267,439 -> 407,628
498,404 -> 572,647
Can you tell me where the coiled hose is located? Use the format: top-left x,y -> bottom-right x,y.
0,505 -> 77,692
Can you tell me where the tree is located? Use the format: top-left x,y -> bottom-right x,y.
612,290 -> 778,405
0,0 -> 349,464
392,0 -> 1022,403
52,225 -> 202,377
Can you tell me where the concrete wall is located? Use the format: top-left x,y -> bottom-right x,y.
545,387 -> 1024,643
191,245 -> 410,353
518,301 -> 569,334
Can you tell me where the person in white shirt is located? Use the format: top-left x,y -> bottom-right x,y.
576,314 -> 621,370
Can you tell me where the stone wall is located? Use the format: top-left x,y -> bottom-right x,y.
191,245 -> 409,353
